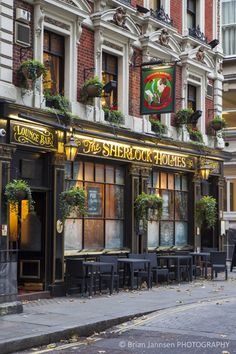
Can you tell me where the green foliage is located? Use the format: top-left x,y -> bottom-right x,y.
44,93 -> 74,126
196,196 -> 217,229
210,116 -> 226,129
80,76 -> 103,103
174,108 -> 194,127
135,192 -> 163,230
187,127 -> 203,143
18,60 -> 47,88
5,179 -> 34,212
59,187 -> 87,222
103,108 -> 125,126
149,119 -> 167,135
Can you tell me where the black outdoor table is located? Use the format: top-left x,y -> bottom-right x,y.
157,255 -> 193,283
117,258 -> 151,290
190,252 -> 210,279
83,261 -> 114,297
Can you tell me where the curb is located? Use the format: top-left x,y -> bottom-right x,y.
1,311 -> 154,354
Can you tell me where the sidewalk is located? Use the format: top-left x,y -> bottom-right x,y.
1,274 -> 236,354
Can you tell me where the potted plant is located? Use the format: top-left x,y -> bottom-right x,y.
135,192 -> 163,230
196,196 -> 217,229
44,92 -> 70,111
80,76 -> 103,103
59,187 -> 87,222
209,116 -> 226,131
174,108 -> 194,128
5,179 -> 34,212
18,60 -> 47,90
149,118 -> 167,135
187,127 -> 203,143
103,108 -> 125,126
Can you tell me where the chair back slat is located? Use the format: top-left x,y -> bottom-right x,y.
66,259 -> 85,277
210,251 -> 226,265
99,255 -> 118,273
144,253 -> 157,268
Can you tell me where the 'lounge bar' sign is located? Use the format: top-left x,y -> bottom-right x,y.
11,122 -> 56,149
74,135 -> 195,170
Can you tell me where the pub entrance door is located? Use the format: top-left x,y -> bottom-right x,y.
18,191 -> 47,292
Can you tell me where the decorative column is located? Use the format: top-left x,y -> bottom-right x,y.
193,176 -> 201,251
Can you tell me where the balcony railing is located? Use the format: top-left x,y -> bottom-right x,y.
150,6 -> 173,26
188,25 -> 207,43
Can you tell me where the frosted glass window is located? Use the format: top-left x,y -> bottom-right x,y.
73,162 -> 83,180
182,175 -> 188,191
175,175 -> 181,190
115,167 -> 124,184
106,165 -> 114,183
85,162 -> 94,181
175,222 -> 188,246
148,221 -> 159,247
95,164 -> 104,182
84,220 -> 104,248
168,174 -> 174,190
160,173 -> 167,189
106,185 -> 124,218
105,220 -> 123,248
160,222 -> 174,246
64,219 -> 82,251
153,171 -> 159,189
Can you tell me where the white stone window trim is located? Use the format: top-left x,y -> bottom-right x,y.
182,0 -> 205,37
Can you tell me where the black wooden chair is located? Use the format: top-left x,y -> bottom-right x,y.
98,255 -> 119,294
210,251 -> 228,280
65,258 -> 87,296
127,253 -> 152,288
144,253 -> 169,284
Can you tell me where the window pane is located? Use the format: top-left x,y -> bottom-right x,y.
73,161 -> 83,180
115,167 -> 124,185
160,222 -> 174,246
51,33 -> 64,55
175,175 -> 181,190
148,221 -> 159,247
105,220 -> 123,248
175,192 -> 188,220
86,183 -> 103,217
160,172 -> 167,189
168,174 -> 174,190
187,0 -> 196,13
64,219 -> 82,251
106,165 -> 114,183
65,161 -> 72,180
153,171 -> 159,188
182,175 -> 188,191
84,220 -> 104,248
85,162 -> 94,181
175,222 -> 188,246
95,164 -> 104,183
106,185 -> 124,218
161,191 -> 174,220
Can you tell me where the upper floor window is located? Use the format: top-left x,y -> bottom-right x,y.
149,0 -> 160,10
222,0 -> 236,55
102,52 -> 118,110
187,0 -> 196,29
43,31 -> 65,95
187,85 -> 197,111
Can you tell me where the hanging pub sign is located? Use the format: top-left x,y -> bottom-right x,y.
140,65 -> 176,115
10,122 -> 57,150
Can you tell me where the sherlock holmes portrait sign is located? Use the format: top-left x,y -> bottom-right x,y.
140,65 -> 176,115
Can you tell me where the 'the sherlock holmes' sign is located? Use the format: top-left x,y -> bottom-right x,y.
74,135 -> 195,170
140,65 -> 176,115
11,122 -> 56,149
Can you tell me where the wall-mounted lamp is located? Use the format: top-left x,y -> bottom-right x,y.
208,39 -> 219,49
198,157 -> 213,180
64,131 -> 78,162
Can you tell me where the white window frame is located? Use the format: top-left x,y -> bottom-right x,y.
182,0 -> 205,36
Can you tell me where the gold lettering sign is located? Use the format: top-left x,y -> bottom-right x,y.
75,135 -> 195,170
11,123 -> 55,149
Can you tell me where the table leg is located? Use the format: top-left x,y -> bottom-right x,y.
130,263 -> 134,290
148,262 -> 151,289
190,257 -> 193,282
110,266 -> 114,295
177,258 -> 180,283
89,266 -> 93,298
205,257 -> 208,279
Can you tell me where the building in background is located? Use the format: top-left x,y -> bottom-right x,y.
222,0 -> 236,233
0,0 -> 230,296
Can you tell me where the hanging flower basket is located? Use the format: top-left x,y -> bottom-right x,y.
59,187 -> 87,222
80,76 -> 103,103
210,116 -> 226,131
18,60 -> 47,90
5,179 -> 34,212
135,192 -> 163,230
86,84 -> 102,97
195,196 -> 217,229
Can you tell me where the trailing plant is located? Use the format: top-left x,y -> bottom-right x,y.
209,116 -> 226,131
44,92 -> 74,126
135,192 -> 163,230
18,60 -> 47,90
80,76 -> 103,103
59,187 -> 87,222
5,179 -> 34,212
149,118 -> 167,135
187,127 -> 203,143
195,195 -> 217,229
103,108 -> 125,126
174,108 -> 194,128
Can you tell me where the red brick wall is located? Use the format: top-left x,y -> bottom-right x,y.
171,65 -> 182,125
129,49 -> 141,117
13,1 -> 34,86
205,0 -> 213,42
77,27 -> 94,102
205,80 -> 214,131
131,0 -> 144,7
171,0 -> 182,34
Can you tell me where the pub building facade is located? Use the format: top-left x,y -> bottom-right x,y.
0,0 -> 231,295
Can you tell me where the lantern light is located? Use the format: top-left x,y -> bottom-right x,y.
198,157 -> 213,180
64,135 -> 78,162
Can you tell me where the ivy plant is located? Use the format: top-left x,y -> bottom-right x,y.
196,196 -> 217,229
59,187 -> 87,222
135,192 -> 163,230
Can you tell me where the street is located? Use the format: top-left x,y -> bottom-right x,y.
16,279 -> 236,354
